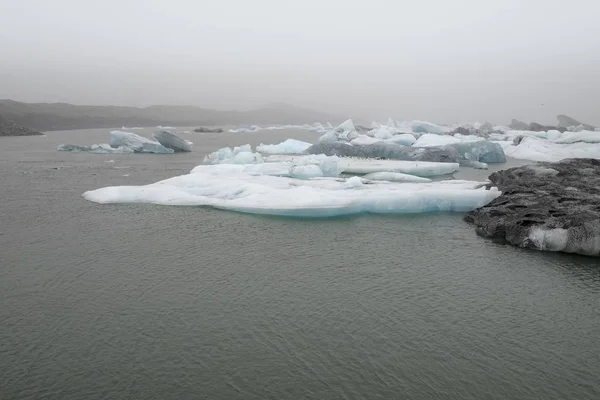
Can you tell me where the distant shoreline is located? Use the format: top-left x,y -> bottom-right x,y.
0,99 -> 337,132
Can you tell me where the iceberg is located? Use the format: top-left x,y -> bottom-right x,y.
413,134 -> 464,147
83,166 -> 500,217
306,142 -> 462,163
256,139 -> 312,154
449,141 -> 506,163
339,159 -> 459,177
350,135 -> 381,146
385,133 -> 416,146
554,131 -> 600,144
109,131 -> 173,154
502,136 -> 600,162
153,131 -> 192,152
411,120 -> 450,135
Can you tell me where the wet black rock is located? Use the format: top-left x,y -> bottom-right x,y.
0,115 -> 42,136
465,158 -> 600,256
194,127 -> 224,133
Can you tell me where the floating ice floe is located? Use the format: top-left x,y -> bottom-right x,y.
58,144 -> 134,154
83,164 -> 499,217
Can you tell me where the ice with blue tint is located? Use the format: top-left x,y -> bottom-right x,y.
411,120 -> 450,135
350,135 -> 381,146
58,144 -> 135,154
256,139 -> 313,154
385,133 -> 416,146
153,131 -> 192,152
109,131 -> 174,154
203,144 -> 264,164
450,141 -> 506,163
83,165 -> 500,217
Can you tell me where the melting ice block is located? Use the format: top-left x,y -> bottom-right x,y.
362,172 -> 432,183
83,166 -> 500,217
256,139 -> 312,154
109,131 -> 173,154
340,159 -> 459,177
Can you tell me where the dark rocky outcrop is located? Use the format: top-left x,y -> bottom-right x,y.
509,119 -> 529,130
0,115 -> 42,136
465,159 -> 600,256
194,127 -> 224,133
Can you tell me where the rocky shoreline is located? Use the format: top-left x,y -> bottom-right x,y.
465,158 -> 600,256
0,115 -> 42,136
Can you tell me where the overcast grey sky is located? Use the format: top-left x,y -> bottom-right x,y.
1,0 -> 599,124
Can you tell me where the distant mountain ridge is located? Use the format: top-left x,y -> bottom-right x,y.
0,100 -> 338,131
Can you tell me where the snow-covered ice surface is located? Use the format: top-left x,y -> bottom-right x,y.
256,139 -> 312,154
83,165 -> 499,217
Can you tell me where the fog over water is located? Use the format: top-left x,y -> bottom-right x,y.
1,0 -> 599,124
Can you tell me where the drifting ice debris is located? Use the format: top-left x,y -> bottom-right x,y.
57,144 -> 134,154
57,131 -> 179,154
153,131 -> 192,152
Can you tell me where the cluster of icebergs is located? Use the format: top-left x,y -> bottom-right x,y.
58,130 -> 192,154
80,116 -> 600,218
83,137 -> 499,217
228,123 -> 332,134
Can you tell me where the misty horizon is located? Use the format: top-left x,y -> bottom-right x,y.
2,0 -> 599,125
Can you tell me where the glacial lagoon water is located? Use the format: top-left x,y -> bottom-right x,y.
1,128 -> 599,399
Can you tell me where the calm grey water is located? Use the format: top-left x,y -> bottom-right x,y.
1,128 -> 599,400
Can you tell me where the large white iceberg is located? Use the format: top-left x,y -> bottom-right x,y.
553,131 -> 600,144
256,139 -> 312,154
109,131 -> 173,154
83,166 -> 500,217
501,136 -> 600,162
